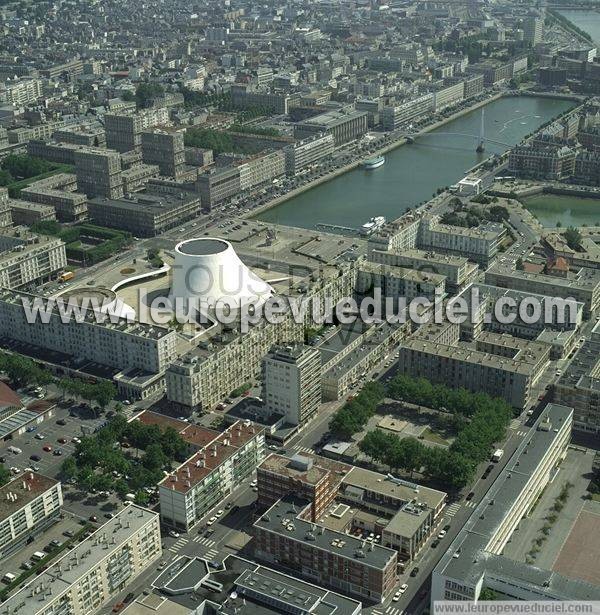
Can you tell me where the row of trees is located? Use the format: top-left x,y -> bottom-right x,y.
1,154 -> 55,182
359,431 -> 477,490
57,378 -> 116,412
0,351 -> 116,412
328,381 -> 386,438
185,127 -> 236,155
62,415 -> 188,502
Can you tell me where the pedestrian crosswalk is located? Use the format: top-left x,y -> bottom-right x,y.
445,502 -> 461,517
203,548 -> 219,561
515,430 -> 527,437
193,535 -> 216,547
509,419 -> 521,430
168,537 -> 189,553
385,606 -> 403,615
372,610 -> 384,615
465,501 -> 477,509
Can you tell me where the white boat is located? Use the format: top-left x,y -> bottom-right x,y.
360,216 -> 386,236
362,155 -> 385,170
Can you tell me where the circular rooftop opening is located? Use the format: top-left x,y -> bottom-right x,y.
175,238 -> 229,257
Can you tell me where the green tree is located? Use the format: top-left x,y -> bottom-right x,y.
135,82 -> 164,108
564,226 -> 582,250
61,457 -> 78,480
0,465 -> 10,487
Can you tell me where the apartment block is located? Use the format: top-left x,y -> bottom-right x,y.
381,94 -> 434,131
166,317 -> 303,411
369,248 -> 478,293
257,453 -> 446,564
53,124 -> 106,147
321,321 -> 409,401
0,77 -> 42,105
284,134 -> 335,176
485,263 -> 600,318
0,188 -> 12,228
418,215 -> 505,267
141,127 -> 186,179
294,107 -> 368,147
104,108 -> 170,153
20,185 -> 87,222
398,324 -> 550,409
432,81 -> 464,112
262,344 -> 322,428
508,143 -> 577,180
252,495 -> 398,603
356,260 -> 446,304
0,472 -> 62,559
196,166 -> 241,210
87,191 -> 199,237
554,320 -> 600,434
159,420 -> 265,531
231,84 -> 292,115
237,150 -> 285,191
8,198 -> 56,226
0,227 -> 67,288
430,405 -> 599,605
1,505 -> 162,615
74,146 -> 124,199
0,288 -> 178,376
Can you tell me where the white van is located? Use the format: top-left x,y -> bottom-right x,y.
7,445 -> 22,455
2,573 -> 16,584
31,551 -> 46,562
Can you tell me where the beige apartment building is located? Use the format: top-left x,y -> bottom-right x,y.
0,505 -> 161,615
0,228 -> 67,288
104,108 -> 170,152
166,317 -> 303,411
485,263 -> 600,318
0,472 -> 63,559
74,146 -> 124,199
398,324 -> 550,409
159,420 -> 265,531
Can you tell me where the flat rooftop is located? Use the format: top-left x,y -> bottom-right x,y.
342,466 -> 446,511
433,404 -> 600,601
2,505 -> 158,613
0,472 -> 59,521
88,191 -> 199,214
254,496 -> 397,571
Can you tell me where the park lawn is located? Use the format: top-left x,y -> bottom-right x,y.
421,427 -> 450,446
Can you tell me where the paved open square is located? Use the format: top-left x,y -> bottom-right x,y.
553,503 -> 600,586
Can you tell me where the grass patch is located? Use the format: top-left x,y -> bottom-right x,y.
421,427 -> 449,446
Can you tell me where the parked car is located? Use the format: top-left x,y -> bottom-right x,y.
42,445 -> 52,452
410,567 -> 419,577
168,530 -> 180,539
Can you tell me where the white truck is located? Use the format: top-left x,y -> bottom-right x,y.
492,449 -> 504,462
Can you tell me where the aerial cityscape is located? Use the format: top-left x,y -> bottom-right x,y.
0,0 -> 600,613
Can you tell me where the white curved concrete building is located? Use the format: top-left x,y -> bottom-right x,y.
59,288 -> 136,321
170,238 -> 273,320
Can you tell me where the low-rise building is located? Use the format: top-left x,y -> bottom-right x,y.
159,420 -> 265,531
0,472 -> 62,559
